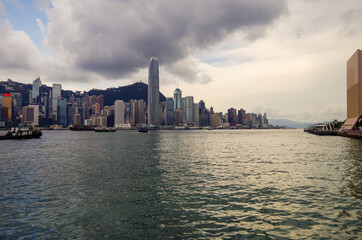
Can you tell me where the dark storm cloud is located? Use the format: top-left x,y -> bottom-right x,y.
46,0 -> 288,82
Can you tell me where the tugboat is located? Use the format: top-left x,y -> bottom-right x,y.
0,125 -> 42,140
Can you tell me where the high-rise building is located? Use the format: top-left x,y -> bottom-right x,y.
1,93 -> 12,123
342,49 -> 362,130
129,99 -> 138,126
199,100 -> 209,126
174,109 -> 182,125
114,100 -> 126,127
58,98 -> 67,126
52,84 -> 61,121
22,105 -> 39,125
137,100 -> 146,125
148,57 -> 160,125
174,88 -> 182,109
94,103 -> 101,115
211,113 -> 221,127
73,113 -> 81,125
32,78 -> 41,104
193,103 -> 199,126
11,92 -> 22,113
347,49 -> 362,119
165,98 -> 174,125
228,108 -> 237,126
182,96 -> 194,123
238,109 -> 246,125
97,95 -> 104,110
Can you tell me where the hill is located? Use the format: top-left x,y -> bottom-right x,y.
0,79 -> 166,106
268,119 -> 314,128
88,82 -> 166,106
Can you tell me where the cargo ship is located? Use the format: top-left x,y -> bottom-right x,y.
69,125 -> 96,131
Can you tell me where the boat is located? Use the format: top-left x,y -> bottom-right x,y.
138,127 -> 149,133
69,125 -> 96,131
94,127 -> 117,132
0,125 -> 42,140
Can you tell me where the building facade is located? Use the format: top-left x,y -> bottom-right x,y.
347,49 -> 362,119
148,57 -> 160,125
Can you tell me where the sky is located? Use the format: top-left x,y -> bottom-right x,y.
0,0 -> 361,123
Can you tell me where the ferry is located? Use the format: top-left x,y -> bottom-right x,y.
0,125 -> 42,140
138,127 -> 149,133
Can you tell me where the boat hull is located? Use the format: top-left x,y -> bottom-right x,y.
0,130 -> 42,140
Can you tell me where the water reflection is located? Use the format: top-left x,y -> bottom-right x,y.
0,130 -> 361,239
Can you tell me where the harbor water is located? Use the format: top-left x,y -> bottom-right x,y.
0,129 -> 361,239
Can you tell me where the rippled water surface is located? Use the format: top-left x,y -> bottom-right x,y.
0,129 -> 361,239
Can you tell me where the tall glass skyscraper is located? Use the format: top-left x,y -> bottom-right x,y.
165,98 -> 175,125
32,78 -> 41,104
174,88 -> 182,109
148,57 -> 159,125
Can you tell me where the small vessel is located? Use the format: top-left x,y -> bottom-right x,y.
69,125 -> 96,131
0,125 -> 42,140
138,127 -> 149,133
94,127 -> 117,132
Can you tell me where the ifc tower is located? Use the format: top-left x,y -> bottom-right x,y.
148,57 -> 159,125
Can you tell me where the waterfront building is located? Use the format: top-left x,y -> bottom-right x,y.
22,105 -> 39,126
73,113 -> 81,125
182,96 -> 194,124
342,49 -> 362,130
67,103 -> 74,126
114,100 -> 126,127
129,99 -> 137,126
52,84 -> 61,121
58,98 -> 67,126
199,100 -> 209,127
238,109 -> 246,125
174,88 -> 182,109
211,113 -> 221,127
166,98 -> 175,125
85,119 -> 92,125
1,93 -> 12,123
11,92 -> 22,114
174,109 -> 182,125
228,108 -> 237,126
137,100 -> 146,125
148,57 -> 159,125
32,78 -> 41,104
193,103 -> 199,126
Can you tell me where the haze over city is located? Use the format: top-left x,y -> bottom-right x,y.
1,0 -> 362,122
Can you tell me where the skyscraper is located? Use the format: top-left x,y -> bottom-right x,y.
32,78 -> 41,104
228,108 -> 237,126
114,100 -> 126,127
52,84 -> 61,121
165,98 -> 174,125
182,96 -> 194,123
1,93 -> 12,123
148,57 -> 159,125
174,88 -> 182,109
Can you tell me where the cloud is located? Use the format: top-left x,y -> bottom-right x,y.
42,0 -> 288,83
0,19 -> 41,71
36,18 -> 46,37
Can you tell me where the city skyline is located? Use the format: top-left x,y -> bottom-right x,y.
1,1 -> 362,122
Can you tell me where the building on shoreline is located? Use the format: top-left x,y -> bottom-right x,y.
342,49 -> 362,130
